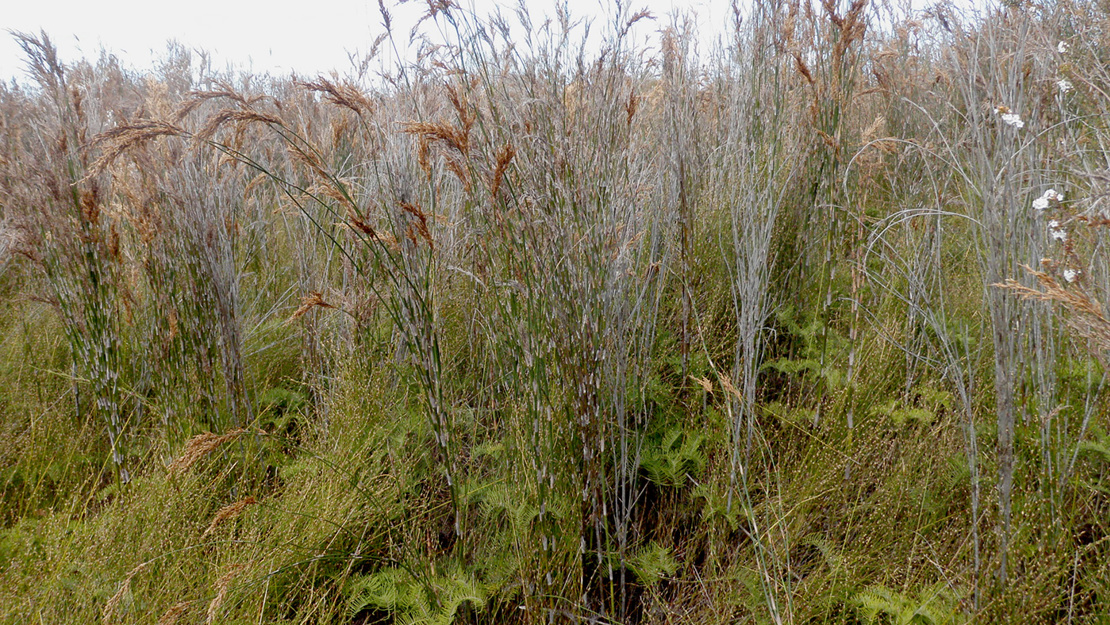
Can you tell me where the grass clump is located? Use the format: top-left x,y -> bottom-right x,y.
2,1 -> 1110,623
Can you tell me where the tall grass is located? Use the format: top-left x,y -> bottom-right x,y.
2,1 -> 1110,623
1,33 -> 130,484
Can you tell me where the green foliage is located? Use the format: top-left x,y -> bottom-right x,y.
641,426 -> 707,487
1077,438 -> 1110,466
693,481 -> 750,532
3,5 -> 1110,624
797,534 -> 843,573
628,541 -> 679,586
853,584 -> 958,625
256,386 -> 308,435
761,401 -> 818,426
344,566 -> 485,625
869,384 -> 953,427
470,481 -> 539,536
762,305 -> 849,394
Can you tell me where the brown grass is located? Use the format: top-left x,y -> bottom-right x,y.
206,564 -> 247,625
154,602 -> 190,625
996,266 -> 1110,366
203,496 -> 259,538
102,563 -> 148,624
168,428 -> 248,474
288,292 -> 336,324
298,78 -> 375,117
90,120 -> 187,175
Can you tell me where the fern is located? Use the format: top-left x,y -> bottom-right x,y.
760,305 -> 849,391
346,568 -> 420,617
345,567 -> 486,625
641,426 -> 707,487
693,482 -> 750,531
1077,440 -> 1110,465
471,482 -> 540,535
869,384 -> 953,427
798,535 -> 842,572
853,583 -> 957,625
629,541 -> 679,585
761,401 -> 817,426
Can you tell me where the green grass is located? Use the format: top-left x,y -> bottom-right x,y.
1,2 -> 1109,623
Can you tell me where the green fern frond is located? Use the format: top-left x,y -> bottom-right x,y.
1077,440 -> 1110,465
629,541 -> 679,585
911,582 -> 957,625
346,567 -> 486,625
761,357 -> 822,376
853,583 -> 957,625
854,585 -> 904,623
799,535 -> 842,572
641,426 -> 707,487
693,482 -> 750,530
346,568 -> 418,618
471,482 -> 540,534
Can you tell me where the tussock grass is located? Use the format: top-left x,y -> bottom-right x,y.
1,1 -> 1110,623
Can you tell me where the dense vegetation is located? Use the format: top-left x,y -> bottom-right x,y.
1,0 -> 1109,622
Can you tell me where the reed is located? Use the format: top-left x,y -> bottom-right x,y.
3,1 -> 1110,623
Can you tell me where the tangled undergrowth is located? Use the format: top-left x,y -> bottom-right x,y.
1,0 -> 1109,623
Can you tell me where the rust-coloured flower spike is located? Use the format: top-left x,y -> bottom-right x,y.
288,292 -> 335,324
489,143 -> 516,201
203,496 -> 258,538
298,78 -> 375,117
168,428 -> 247,474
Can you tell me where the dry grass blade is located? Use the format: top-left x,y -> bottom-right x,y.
402,121 -> 469,155
402,201 -> 434,248
102,562 -> 148,624
206,564 -> 247,625
101,576 -> 131,624
288,292 -> 336,324
168,428 -> 248,474
689,375 -> 713,394
343,220 -> 400,250
176,85 -> 266,121
306,179 -> 359,214
717,372 -> 742,400
489,143 -> 515,201
198,109 -> 282,141
299,78 -> 375,116
155,602 -> 190,625
90,120 -> 187,174
996,266 -> 1110,364
203,496 -> 259,538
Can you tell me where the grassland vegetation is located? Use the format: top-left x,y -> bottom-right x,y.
1,0 -> 1110,623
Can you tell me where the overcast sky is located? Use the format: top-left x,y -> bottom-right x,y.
0,0 -> 733,82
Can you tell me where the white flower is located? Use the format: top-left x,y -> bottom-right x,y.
1058,41 -> 1068,54
1049,220 -> 1068,242
1063,268 -> 1079,283
1000,112 -> 1024,128
1057,79 -> 1073,94
1033,188 -> 1064,211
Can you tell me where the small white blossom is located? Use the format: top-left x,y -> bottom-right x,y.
1049,220 -> 1068,242
1058,41 -> 1068,54
1033,188 -> 1064,211
1063,268 -> 1079,283
1057,79 -> 1073,94
1000,112 -> 1024,128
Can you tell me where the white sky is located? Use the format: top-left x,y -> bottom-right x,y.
0,0 -> 733,83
